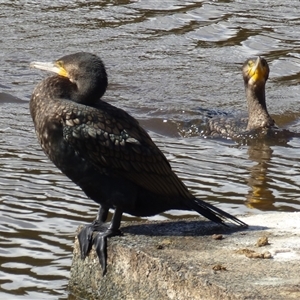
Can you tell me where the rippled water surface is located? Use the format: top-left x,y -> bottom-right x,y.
1,0 -> 300,299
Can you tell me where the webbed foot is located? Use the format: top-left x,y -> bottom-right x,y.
77,220 -> 107,259
93,228 -> 122,275
77,207 -> 123,275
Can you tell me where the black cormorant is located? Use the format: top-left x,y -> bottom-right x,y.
243,56 -> 274,131
30,52 -> 247,274
184,57 -> 277,139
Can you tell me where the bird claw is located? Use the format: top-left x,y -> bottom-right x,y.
77,222 -> 122,275
93,228 -> 122,275
77,224 -> 94,259
93,234 -> 108,275
77,220 -> 106,259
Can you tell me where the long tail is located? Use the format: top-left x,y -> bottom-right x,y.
186,197 -> 247,227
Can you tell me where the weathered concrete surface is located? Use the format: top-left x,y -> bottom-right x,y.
69,212 -> 300,300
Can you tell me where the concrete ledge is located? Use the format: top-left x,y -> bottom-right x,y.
69,212 -> 300,300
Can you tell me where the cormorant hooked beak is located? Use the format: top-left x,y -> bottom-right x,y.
248,56 -> 268,84
30,61 -> 69,78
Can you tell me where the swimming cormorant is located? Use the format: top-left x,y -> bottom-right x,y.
182,57 -> 277,139
30,52 -> 247,274
243,56 -> 274,131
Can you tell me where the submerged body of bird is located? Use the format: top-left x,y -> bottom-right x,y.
180,57 -> 297,142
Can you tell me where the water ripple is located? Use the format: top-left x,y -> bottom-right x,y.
1,1 -> 300,299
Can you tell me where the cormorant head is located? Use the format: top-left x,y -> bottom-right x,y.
242,56 -> 269,88
31,52 -> 108,104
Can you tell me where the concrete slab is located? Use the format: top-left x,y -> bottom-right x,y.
69,212 -> 300,300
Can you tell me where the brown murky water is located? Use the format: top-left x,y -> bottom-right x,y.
1,1 -> 300,299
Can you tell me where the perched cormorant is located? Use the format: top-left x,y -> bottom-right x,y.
30,52 -> 247,274
182,57 -> 277,140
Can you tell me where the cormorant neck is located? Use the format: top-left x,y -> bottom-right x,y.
73,75 -> 107,105
245,82 -> 275,131
34,75 -> 108,107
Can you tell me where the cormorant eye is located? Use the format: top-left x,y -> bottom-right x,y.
56,60 -> 64,68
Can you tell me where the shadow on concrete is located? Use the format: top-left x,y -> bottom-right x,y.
120,219 -> 268,237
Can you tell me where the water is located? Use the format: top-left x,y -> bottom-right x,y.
1,0 -> 300,299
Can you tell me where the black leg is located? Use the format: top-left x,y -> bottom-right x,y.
108,206 -> 122,231
96,205 -> 109,223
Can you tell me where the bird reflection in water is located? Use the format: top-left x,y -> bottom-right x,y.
246,140 -> 276,210
178,56 -> 300,141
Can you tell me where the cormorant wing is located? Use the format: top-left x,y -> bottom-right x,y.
62,100 -> 192,199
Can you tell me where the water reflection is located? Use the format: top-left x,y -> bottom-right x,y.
246,137 -> 300,212
1,0 -> 300,299
246,140 -> 276,209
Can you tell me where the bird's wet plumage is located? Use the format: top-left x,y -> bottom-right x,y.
179,57 -> 299,142
204,57 -> 276,138
30,52 -> 246,274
